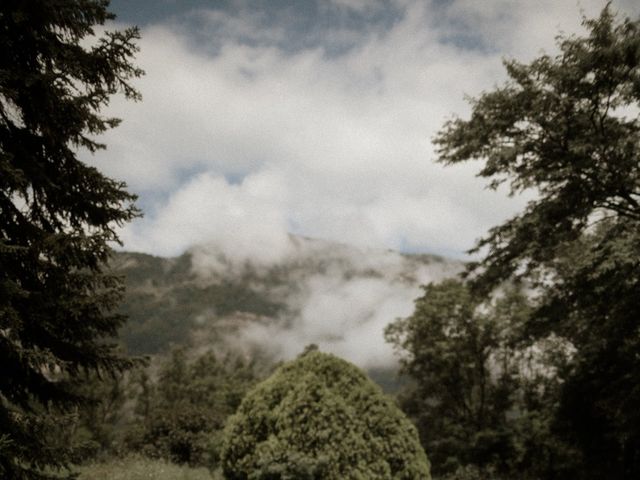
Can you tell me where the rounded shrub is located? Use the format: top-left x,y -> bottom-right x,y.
220,349 -> 430,479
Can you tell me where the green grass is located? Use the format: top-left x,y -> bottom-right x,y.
77,456 -> 221,480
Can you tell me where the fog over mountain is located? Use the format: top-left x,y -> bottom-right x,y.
116,235 -> 462,369
103,0 -> 638,371
103,1 -> 637,372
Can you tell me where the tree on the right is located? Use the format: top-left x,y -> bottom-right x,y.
434,5 -> 640,479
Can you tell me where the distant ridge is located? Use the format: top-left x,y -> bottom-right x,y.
113,235 -> 463,371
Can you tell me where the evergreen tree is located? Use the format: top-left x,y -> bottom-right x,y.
434,5 -> 640,478
0,1 -> 142,478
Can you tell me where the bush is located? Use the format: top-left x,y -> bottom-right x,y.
220,348 -> 430,479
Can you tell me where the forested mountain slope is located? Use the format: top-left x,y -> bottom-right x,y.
113,236 -> 462,371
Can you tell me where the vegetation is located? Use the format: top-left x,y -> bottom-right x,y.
386,280 -> 572,478
5,1 -> 639,479
0,0 -> 142,478
433,5 -> 640,479
39,346 -> 261,474
221,348 -> 430,480
112,252 -> 285,355
111,247 -> 446,358
72,370 -> 130,456
77,456 -> 219,480
125,348 -> 261,470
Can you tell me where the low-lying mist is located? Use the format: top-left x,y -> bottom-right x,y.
187,235 -> 462,368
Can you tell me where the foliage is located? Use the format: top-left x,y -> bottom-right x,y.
111,246 -> 446,358
126,348 -> 260,470
76,455 -> 220,480
221,348 -> 431,480
71,371 -> 130,457
112,252 -> 286,355
386,280 -> 571,477
0,1 -> 142,478
437,464 -> 503,480
433,5 -> 640,479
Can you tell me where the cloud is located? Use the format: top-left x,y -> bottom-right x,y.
94,0 -> 640,370
241,273 -> 421,368
91,0 -> 638,261
121,170 -> 292,265
198,237 -> 463,368
438,0 -> 640,59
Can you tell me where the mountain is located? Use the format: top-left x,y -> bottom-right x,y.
113,235 -> 463,372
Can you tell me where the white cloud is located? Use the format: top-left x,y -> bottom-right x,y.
91,0 -> 640,370
90,0 -> 638,261
438,0 -> 639,60
209,238 -> 463,368
328,0 -> 382,12
121,170 -> 292,264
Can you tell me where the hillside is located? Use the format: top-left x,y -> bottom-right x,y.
113,235 -> 463,370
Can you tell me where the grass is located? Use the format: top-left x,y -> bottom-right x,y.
77,456 -> 221,480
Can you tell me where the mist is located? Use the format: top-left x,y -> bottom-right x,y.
187,235 -> 462,368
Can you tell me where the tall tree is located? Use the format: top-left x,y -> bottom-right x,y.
385,280 -> 570,478
125,348 -> 260,470
0,1 -> 142,478
434,5 -> 640,479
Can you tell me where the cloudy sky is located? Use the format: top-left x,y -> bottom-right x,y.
93,0 -> 639,260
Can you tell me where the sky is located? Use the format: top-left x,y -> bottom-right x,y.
91,0 -> 640,261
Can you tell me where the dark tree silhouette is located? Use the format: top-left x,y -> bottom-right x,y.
0,1 -> 142,477
434,6 -> 640,479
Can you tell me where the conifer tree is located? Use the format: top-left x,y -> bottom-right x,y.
0,1 -> 142,478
